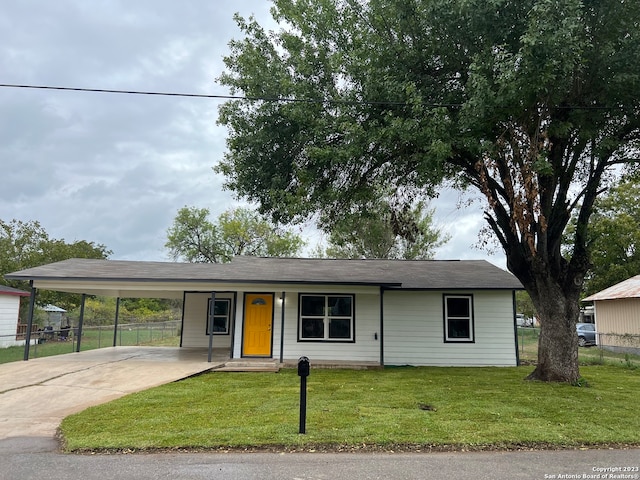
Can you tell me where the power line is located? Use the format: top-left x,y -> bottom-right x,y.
0,83 -> 235,99
0,82 -> 625,110
0,83 -> 413,107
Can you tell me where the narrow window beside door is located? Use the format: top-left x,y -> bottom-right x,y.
206,298 -> 231,335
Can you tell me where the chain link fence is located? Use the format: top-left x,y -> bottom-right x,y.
596,332 -> 640,355
0,320 -> 181,362
517,327 -> 640,366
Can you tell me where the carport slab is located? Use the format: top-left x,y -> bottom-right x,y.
0,347 -> 222,441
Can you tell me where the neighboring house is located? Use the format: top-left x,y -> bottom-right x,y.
583,275 -> 640,354
5,256 -> 523,366
0,285 -> 30,348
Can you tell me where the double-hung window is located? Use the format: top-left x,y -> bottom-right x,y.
299,294 -> 354,342
206,298 -> 231,335
443,294 -> 474,342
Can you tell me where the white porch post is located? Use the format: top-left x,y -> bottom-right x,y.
279,291 -> 286,363
207,291 -> 216,362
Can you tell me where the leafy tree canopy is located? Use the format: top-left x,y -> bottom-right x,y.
165,206 -> 305,263
583,176 -> 640,297
516,291 -> 537,323
0,218 -> 111,309
67,297 -> 182,327
216,0 -> 640,382
321,199 -> 449,259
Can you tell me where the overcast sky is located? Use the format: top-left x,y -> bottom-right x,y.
0,1 -> 506,268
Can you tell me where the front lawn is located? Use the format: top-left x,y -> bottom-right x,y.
60,365 -> 640,452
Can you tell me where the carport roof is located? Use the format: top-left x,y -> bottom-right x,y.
5,256 -> 522,295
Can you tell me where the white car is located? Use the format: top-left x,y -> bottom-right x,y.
516,314 -> 533,327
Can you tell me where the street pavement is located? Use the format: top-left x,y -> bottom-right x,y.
0,443 -> 638,480
0,348 -> 638,479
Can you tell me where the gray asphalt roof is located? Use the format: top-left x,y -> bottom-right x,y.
0,285 -> 30,296
5,256 -> 522,290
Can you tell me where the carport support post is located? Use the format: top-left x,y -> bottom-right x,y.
76,294 -> 86,352
23,281 -> 37,361
379,286 -> 385,366
207,292 -> 216,362
113,297 -> 120,347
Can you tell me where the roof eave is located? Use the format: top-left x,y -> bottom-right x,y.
21,276 -> 402,288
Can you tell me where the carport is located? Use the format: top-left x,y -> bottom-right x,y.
5,259 -> 246,362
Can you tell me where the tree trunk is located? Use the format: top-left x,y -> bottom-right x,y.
526,277 -> 581,383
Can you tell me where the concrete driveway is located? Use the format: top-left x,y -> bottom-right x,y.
0,347 -> 221,442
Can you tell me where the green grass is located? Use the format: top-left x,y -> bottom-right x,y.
60,365 -> 640,452
517,327 -> 640,369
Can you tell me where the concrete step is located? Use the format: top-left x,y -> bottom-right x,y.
213,360 -> 280,373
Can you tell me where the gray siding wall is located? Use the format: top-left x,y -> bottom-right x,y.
383,290 -> 517,366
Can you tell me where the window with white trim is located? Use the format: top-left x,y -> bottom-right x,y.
444,295 -> 474,342
299,294 -> 354,341
206,298 -> 231,335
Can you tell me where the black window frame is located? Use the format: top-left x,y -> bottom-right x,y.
443,294 -> 475,343
205,298 -> 232,335
298,293 -> 355,343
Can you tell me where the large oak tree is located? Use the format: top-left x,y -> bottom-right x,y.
216,0 -> 640,382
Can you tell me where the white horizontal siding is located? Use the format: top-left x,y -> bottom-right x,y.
225,286 -> 383,361
0,295 -> 21,348
181,286 -> 517,366
383,290 -> 517,366
181,292 -> 235,349
274,291 -> 381,363
223,287 -> 380,361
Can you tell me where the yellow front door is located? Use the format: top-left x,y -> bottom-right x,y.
243,293 -> 273,356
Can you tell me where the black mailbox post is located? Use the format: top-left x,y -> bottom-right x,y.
297,356 -> 310,377
297,356 -> 310,434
